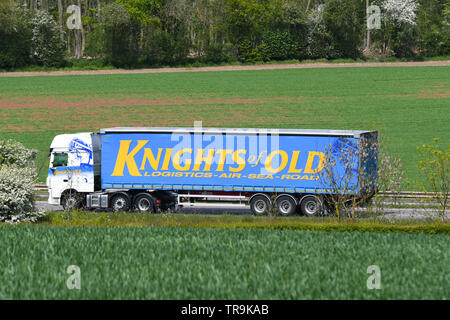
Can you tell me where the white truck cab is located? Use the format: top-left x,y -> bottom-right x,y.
46,132 -> 97,206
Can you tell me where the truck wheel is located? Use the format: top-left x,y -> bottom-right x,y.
62,192 -> 83,211
110,194 -> 130,212
299,195 -> 323,217
250,195 -> 270,216
276,196 -> 296,216
134,193 -> 155,213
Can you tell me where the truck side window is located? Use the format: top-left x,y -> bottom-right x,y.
52,153 -> 68,167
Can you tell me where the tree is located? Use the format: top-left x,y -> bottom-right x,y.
323,0 -> 365,59
383,0 -> 417,25
380,0 -> 418,57
416,0 -> 449,56
101,3 -> 137,67
318,138 -> 362,219
0,2 -> 32,69
306,9 -> 338,59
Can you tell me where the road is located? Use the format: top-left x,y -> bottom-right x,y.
36,201 -> 449,220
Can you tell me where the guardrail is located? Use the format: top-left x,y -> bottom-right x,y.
34,185 -> 448,199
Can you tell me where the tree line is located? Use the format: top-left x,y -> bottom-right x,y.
1,0 -> 449,69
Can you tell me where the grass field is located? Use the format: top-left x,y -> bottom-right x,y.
0,66 -> 449,184
0,225 -> 448,299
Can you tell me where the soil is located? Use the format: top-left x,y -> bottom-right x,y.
1,60 -> 449,78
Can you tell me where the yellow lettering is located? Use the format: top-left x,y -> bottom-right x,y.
111,140 -> 148,176
288,151 -> 303,173
161,148 -> 172,170
265,150 -> 288,174
193,149 -> 215,171
304,151 -> 325,174
230,150 -> 247,172
215,149 -> 233,171
140,148 -> 163,171
173,149 -> 192,171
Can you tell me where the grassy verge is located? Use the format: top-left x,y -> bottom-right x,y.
33,211 -> 450,235
0,225 -> 448,299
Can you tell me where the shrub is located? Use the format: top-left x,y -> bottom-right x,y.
0,139 -> 43,223
260,30 -> 297,61
237,38 -> 262,63
30,10 -> 66,68
417,139 -> 449,220
0,139 -> 37,167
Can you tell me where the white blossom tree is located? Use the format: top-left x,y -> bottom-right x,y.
382,0 -> 417,25
31,10 -> 65,67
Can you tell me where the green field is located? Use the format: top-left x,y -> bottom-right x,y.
0,225 -> 448,299
0,66 -> 449,184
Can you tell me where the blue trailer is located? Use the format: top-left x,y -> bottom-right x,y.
47,127 -> 378,216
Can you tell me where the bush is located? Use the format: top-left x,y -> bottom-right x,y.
418,26 -> 450,57
30,10 -> 66,68
390,24 -> 418,58
237,38 -> 262,63
0,139 -> 37,167
260,30 -> 297,61
0,139 -> 43,223
417,139 -> 449,220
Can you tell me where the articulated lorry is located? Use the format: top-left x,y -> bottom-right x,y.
47,127 -> 378,216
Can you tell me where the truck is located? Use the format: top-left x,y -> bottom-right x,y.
47,127 -> 378,216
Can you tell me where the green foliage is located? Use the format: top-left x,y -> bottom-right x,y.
417,139 -> 449,219
390,24 -> 418,58
1,0 -> 449,67
0,225 -> 448,299
416,0 -> 450,56
260,30 -> 298,61
323,0 -> 365,59
101,3 -> 138,67
306,10 -> 339,59
0,4 -> 32,69
237,38 -> 263,62
116,0 -> 163,26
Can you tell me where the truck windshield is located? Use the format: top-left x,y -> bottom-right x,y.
52,153 -> 68,167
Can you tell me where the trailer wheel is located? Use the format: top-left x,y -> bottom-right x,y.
276,196 -> 296,216
299,195 -> 323,217
110,193 -> 130,212
250,195 -> 270,216
61,191 -> 83,211
134,193 -> 156,213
